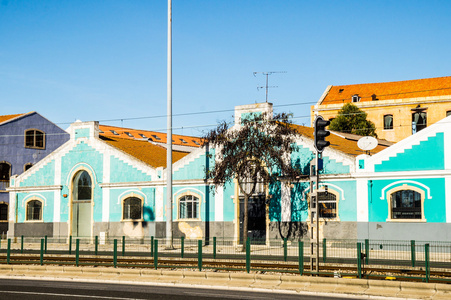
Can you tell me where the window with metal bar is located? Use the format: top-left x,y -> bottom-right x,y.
179,195 -> 199,219
123,197 -> 142,220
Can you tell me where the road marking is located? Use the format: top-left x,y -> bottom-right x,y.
0,290 -> 146,300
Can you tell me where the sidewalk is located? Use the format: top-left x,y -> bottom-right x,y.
0,264 -> 450,299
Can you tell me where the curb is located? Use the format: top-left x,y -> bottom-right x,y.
0,264 -> 443,299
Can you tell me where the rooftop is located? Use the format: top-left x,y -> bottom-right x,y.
320,76 -> 451,105
99,124 -> 203,148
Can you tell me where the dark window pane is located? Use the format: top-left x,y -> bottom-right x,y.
391,190 -> 421,219
25,130 -> 35,147
77,172 -> 92,200
123,197 -> 141,220
27,200 -> 42,221
0,163 -> 10,181
35,131 -> 44,148
0,204 -> 7,220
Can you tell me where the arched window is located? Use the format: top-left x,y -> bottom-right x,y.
384,114 -> 393,130
0,203 -> 7,221
73,171 -> 92,201
0,162 -> 11,190
24,163 -> 33,171
25,129 -> 45,149
123,197 -> 142,220
318,192 -> 337,219
26,200 -> 42,221
179,195 -> 199,219
391,190 -> 422,219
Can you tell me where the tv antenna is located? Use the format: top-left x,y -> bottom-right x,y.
253,71 -> 287,103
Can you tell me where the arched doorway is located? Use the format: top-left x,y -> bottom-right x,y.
71,170 -> 92,237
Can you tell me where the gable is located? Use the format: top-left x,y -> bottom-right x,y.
374,132 -> 444,172
110,155 -> 152,183
173,148 -> 214,181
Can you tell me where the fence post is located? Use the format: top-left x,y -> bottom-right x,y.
122,236 -> 125,257
365,239 -> 369,265
45,235 -> 48,254
246,237 -> 251,273
198,239 -> 203,271
411,240 -> 416,267
95,236 -> 98,256
75,239 -> 80,267
154,239 -> 158,270
357,242 -> 362,279
283,238 -> 287,262
299,241 -> 304,275
181,236 -> 184,258
21,235 -> 24,254
151,236 -> 154,257
69,236 -> 72,255
113,239 -> 117,268
40,238 -> 44,265
425,243 -> 430,283
323,238 -> 327,263
213,237 -> 216,259
7,239 -> 11,264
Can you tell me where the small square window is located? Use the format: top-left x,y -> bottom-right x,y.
110,130 -> 119,135
124,132 -> 134,137
152,135 -> 161,141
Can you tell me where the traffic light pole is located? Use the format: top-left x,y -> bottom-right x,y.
309,153 -> 320,274
311,115 -> 330,274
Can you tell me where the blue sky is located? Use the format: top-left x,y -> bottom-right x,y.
1,0 -> 451,137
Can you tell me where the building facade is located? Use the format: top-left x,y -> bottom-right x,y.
7,104 -> 392,243
312,76 -> 451,142
0,112 -> 69,234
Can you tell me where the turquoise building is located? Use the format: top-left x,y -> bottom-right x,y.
9,102 -> 448,243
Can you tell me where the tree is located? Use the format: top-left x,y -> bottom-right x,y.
329,103 -> 377,137
203,112 -> 301,250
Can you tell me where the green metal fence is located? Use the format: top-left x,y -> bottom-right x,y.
0,236 -> 445,282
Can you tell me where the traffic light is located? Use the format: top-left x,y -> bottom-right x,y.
314,116 -> 330,153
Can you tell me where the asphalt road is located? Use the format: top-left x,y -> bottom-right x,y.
0,279 -> 356,300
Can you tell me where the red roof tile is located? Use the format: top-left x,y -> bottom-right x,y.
99,125 -> 203,148
321,76 -> 451,105
100,135 -> 189,168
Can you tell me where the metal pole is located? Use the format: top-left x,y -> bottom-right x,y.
166,0 -> 173,249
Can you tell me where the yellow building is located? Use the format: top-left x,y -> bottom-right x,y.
312,76 -> 451,142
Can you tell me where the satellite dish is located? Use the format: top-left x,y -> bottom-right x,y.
358,136 -> 378,151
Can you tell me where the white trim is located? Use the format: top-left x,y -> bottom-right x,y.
379,180 -> 432,200
281,182 -> 291,222
22,194 -> 47,208
66,163 -> 98,187
102,188 -> 110,222
8,185 -> 62,192
117,190 -> 147,205
215,185 -> 224,222
173,187 -> 205,200
446,176 -> 451,223
302,183 -> 346,201
53,190 -> 60,223
155,186 -> 164,222
356,179 -> 368,222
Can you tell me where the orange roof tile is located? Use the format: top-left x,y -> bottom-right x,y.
100,135 -> 189,168
99,125 -> 203,148
291,124 -> 389,157
0,113 -> 27,125
321,76 -> 451,105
